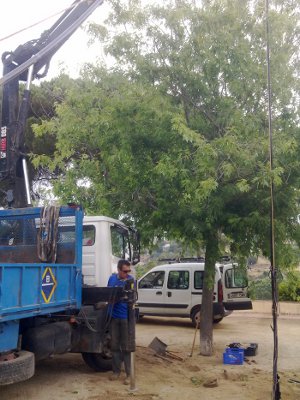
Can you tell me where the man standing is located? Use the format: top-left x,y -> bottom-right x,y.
108,259 -> 133,385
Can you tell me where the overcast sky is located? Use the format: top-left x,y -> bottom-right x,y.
0,0 -> 109,80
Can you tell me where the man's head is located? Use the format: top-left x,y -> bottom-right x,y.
117,259 -> 131,279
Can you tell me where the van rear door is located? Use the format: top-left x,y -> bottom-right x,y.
222,264 -> 252,310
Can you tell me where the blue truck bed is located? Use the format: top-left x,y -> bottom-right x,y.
0,206 -> 83,352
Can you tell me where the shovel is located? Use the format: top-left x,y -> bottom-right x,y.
148,337 -> 183,361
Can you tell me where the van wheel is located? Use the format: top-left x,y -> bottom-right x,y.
136,314 -> 144,322
213,317 -> 223,324
191,309 -> 201,328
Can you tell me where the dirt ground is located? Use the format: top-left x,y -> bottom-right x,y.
1,312 -> 300,400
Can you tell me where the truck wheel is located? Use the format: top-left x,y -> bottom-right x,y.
0,351 -> 35,385
81,352 -> 112,372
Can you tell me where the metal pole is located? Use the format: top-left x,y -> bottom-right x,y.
129,351 -> 137,392
265,1 -> 280,399
20,65 -> 34,207
22,158 -> 32,206
127,297 -> 138,393
26,65 -> 34,90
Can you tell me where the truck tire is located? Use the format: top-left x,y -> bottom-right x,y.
81,352 -> 112,372
0,351 -> 35,385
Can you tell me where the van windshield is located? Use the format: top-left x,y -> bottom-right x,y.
139,271 -> 165,289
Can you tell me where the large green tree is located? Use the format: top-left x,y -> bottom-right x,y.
34,0 -> 300,355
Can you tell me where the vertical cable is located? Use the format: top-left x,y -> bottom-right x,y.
265,1 -> 280,399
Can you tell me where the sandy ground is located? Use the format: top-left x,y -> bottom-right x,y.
1,312 -> 300,400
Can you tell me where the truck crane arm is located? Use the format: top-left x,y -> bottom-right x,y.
0,0 -> 103,208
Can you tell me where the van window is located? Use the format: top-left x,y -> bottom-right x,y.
194,271 -> 204,289
139,271 -> 165,289
83,225 -> 95,246
225,268 -> 248,288
167,271 -> 189,290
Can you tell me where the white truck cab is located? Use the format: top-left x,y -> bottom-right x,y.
82,216 -> 139,287
137,260 -> 252,325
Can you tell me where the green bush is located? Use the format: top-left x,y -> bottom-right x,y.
248,278 -> 272,300
248,270 -> 300,302
279,271 -> 300,302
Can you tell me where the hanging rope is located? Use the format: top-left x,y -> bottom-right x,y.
265,1 -> 280,399
37,205 -> 60,263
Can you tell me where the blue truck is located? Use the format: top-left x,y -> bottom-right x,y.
0,205 -> 83,384
0,1 -> 139,385
0,205 -> 138,385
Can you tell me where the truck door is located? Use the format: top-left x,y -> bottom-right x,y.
137,270 -> 166,315
81,224 -> 97,286
163,269 -> 191,316
222,264 -> 253,310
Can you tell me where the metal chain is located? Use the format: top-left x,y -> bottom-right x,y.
37,205 -> 60,262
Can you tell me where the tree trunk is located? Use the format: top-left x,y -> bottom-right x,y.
200,229 -> 219,356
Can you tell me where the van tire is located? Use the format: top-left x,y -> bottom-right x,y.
0,351 -> 35,385
82,352 -> 112,372
213,317 -> 223,324
191,308 -> 201,328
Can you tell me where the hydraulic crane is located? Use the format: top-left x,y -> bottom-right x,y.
0,0 -> 103,208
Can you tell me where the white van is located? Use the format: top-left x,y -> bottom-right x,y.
137,260 -> 252,325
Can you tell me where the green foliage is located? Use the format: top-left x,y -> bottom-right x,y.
248,277 -> 272,300
249,269 -> 300,302
96,0 -> 300,259
279,271 -> 300,302
32,1 -> 300,258
31,0 -> 300,351
135,261 -> 157,279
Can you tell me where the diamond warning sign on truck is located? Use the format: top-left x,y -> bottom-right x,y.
41,267 -> 57,303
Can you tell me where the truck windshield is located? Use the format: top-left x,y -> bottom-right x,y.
111,225 -> 130,259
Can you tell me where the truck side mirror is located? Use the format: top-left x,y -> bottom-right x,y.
131,231 -> 140,265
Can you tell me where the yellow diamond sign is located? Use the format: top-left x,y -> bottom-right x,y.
41,267 -> 57,303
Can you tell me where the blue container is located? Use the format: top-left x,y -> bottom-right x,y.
223,348 -> 244,365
